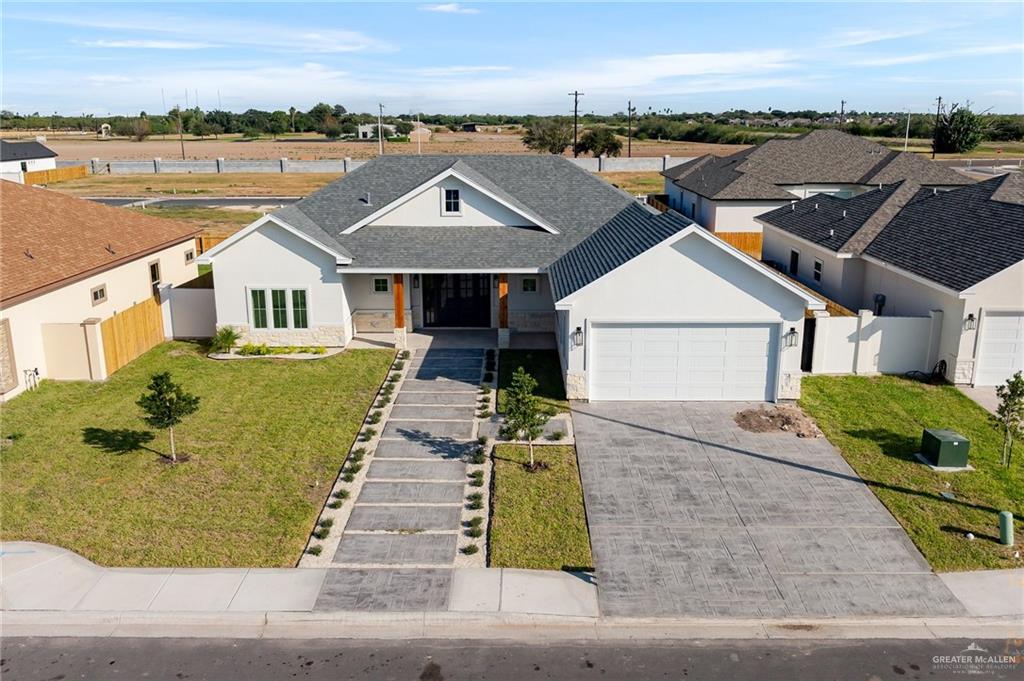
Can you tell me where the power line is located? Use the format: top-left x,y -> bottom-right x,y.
568,90 -> 584,157
377,103 -> 385,156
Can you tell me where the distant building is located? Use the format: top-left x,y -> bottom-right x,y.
0,140 -> 57,183
461,122 -> 480,133
357,124 -> 397,140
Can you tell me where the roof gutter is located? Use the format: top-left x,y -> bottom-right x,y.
336,267 -> 543,274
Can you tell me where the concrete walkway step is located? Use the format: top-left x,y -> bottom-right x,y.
357,481 -> 466,504
395,392 -> 479,407
345,505 -> 462,531
334,534 -> 457,566
389,405 -> 477,420
402,379 -> 479,392
382,420 -> 474,440
372,438 -> 475,460
367,460 -> 467,482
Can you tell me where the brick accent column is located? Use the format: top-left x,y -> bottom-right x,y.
393,274 -> 407,349
498,273 -> 510,348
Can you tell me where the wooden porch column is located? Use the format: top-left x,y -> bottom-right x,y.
497,273 -> 510,348
393,273 -> 407,349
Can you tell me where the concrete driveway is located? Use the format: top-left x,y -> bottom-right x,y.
572,402 -> 965,618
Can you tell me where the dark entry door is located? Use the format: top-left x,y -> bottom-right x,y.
422,274 -> 491,327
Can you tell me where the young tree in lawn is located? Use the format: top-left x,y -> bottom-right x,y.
137,372 -> 200,463
993,371 -> 1024,468
501,366 -> 549,469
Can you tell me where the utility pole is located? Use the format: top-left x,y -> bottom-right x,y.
627,100 -> 634,158
417,112 -> 422,155
377,103 -> 385,156
176,106 -> 185,160
568,90 -> 584,157
932,96 -> 942,159
903,108 -> 912,151
839,100 -> 846,129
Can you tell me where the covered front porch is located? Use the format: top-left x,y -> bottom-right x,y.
346,272 -> 556,350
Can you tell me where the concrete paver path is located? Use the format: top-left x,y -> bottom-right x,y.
572,401 -> 967,618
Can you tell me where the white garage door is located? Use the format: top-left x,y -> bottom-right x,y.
589,322 -> 778,401
975,311 -> 1024,386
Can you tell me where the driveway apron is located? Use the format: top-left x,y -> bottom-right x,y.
572,401 -> 966,618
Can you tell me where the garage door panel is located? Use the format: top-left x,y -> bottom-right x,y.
590,322 -> 778,401
975,312 -> 1024,386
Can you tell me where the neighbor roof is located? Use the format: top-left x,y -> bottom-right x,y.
1,182 -> 199,306
0,140 -> 57,162
663,130 -> 970,201
272,155 -> 643,269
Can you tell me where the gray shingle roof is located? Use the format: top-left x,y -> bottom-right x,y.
0,140 -> 57,161
664,130 -> 970,200
548,205 -> 694,300
863,174 -> 1024,292
274,154 -> 642,269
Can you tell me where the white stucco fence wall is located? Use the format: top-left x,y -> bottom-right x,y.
811,309 -> 939,375
160,286 -> 216,339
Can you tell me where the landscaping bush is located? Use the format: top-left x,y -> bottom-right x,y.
461,544 -> 479,555
375,398 -> 390,409
400,350 -> 411,360
342,471 -> 355,482
468,516 -> 484,528
318,518 -> 334,528
548,430 -> 566,441
478,409 -> 492,418
470,450 -> 487,465
332,489 -> 350,499
347,461 -> 363,474
209,327 -> 240,353
367,411 -> 382,425
467,492 -> 483,509
306,545 -> 322,556
313,526 -> 330,539
477,435 -> 489,445
466,526 -> 483,538
387,374 -> 401,383
327,500 -> 342,509
238,343 -> 273,356
480,385 -> 491,395
350,448 -> 366,462
360,428 -> 376,441
393,360 -> 405,370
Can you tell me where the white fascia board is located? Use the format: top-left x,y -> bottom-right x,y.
337,267 -> 542,274
757,220 -> 854,259
196,214 -> 352,266
555,224 -> 827,310
860,253 -> 962,298
340,167 -> 559,235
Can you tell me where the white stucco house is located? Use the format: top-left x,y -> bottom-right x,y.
661,130 -> 971,257
0,182 -> 199,399
0,140 -> 58,183
199,154 -> 824,402
757,173 -> 1024,386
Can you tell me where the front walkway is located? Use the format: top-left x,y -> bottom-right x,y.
572,401 -> 968,618
348,329 -> 556,350
958,385 -> 999,415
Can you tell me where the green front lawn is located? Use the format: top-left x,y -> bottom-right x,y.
800,375 -> 1023,572
497,349 -> 569,414
0,342 -> 392,567
489,445 -> 592,571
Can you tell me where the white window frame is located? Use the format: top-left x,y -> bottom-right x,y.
441,187 -> 462,216
372,277 -> 391,295
184,249 -> 195,264
813,259 -> 823,283
521,276 -> 539,294
246,287 -> 312,330
90,284 -> 107,306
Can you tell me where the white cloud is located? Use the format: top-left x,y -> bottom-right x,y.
857,43 -> 1023,66
77,39 -> 217,50
86,74 -> 136,84
827,23 -> 962,48
412,65 -> 512,77
419,3 -> 480,14
985,90 -> 1018,98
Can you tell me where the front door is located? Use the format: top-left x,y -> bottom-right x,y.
422,274 -> 491,327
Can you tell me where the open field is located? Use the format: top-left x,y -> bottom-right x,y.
800,375 -> 1023,572
13,130 -> 748,161
53,172 -> 341,196
489,444 -> 593,571
873,136 -> 1024,159
130,206 -> 264,237
0,342 -> 393,567
600,171 -> 666,194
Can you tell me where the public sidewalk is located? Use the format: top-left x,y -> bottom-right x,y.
3,541 -> 1022,641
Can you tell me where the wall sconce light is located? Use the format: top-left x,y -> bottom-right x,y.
413,274 -> 420,289
964,313 -> 976,331
571,326 -> 584,347
784,326 -> 799,348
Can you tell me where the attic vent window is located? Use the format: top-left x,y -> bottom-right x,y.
442,188 -> 461,216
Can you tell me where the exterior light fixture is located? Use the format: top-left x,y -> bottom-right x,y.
571,326 -> 584,347
965,313 -> 976,331
784,327 -> 799,348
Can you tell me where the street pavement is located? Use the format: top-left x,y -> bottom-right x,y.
4,637 -> 1020,680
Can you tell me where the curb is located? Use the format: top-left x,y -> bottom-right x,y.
5,610 -> 1022,640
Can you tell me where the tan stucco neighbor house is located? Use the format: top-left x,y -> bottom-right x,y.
757,173 -> 1024,386
0,182 -> 199,399
200,154 -> 825,402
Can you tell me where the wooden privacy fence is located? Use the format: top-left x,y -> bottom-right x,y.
100,297 -> 164,375
196,235 -> 227,255
715,232 -> 764,259
23,165 -> 88,185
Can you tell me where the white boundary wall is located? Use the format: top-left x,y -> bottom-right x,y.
811,309 -> 942,375
160,285 -> 216,339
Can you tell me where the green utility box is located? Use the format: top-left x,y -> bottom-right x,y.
921,428 -> 970,468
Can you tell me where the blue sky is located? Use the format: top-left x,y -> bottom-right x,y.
3,1 -> 1022,116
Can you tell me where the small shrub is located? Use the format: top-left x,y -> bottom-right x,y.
393,360 -> 405,370
468,516 -> 484,528
480,385 -> 491,395
381,384 -> 395,396
470,450 -> 486,465
347,461 -> 363,474
461,544 -> 479,555
387,374 -> 401,383
400,350 -> 411,359
483,372 -> 494,383
332,489 -> 350,499
327,500 -> 342,509
313,527 -> 330,540
469,478 -> 484,487
375,398 -> 390,409
465,526 -> 483,538
306,545 -> 322,556
342,471 -> 355,483
238,343 -> 272,356
469,470 -> 484,480
367,411 -> 382,425
477,435 -> 488,445
209,327 -> 239,353
318,518 -> 334,528
548,430 -> 566,441
478,409 -> 492,418
467,492 -> 483,510
360,428 -> 376,441
350,449 -> 366,462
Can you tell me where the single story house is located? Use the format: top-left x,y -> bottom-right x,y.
661,130 -> 971,257
757,173 -> 1024,386
357,124 -> 397,140
0,182 -> 199,399
200,155 -> 825,402
0,140 -> 58,183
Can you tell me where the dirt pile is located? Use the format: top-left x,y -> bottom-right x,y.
734,405 -> 822,438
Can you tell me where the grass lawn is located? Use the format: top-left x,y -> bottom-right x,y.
800,375 -> 1023,572
131,206 -> 263,237
497,349 -> 569,415
597,171 -> 665,194
489,445 -> 592,571
53,172 -> 341,197
0,342 -> 392,567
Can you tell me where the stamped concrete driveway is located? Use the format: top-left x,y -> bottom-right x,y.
572,402 -> 965,618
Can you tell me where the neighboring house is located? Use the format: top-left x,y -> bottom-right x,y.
357,124 -> 397,140
200,155 -> 825,402
0,182 -> 199,399
661,130 -> 971,256
0,140 -> 58,183
757,173 -> 1024,386
461,122 -> 480,133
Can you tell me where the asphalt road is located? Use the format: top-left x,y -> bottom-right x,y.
3,638 -> 1020,680
86,196 -> 301,208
